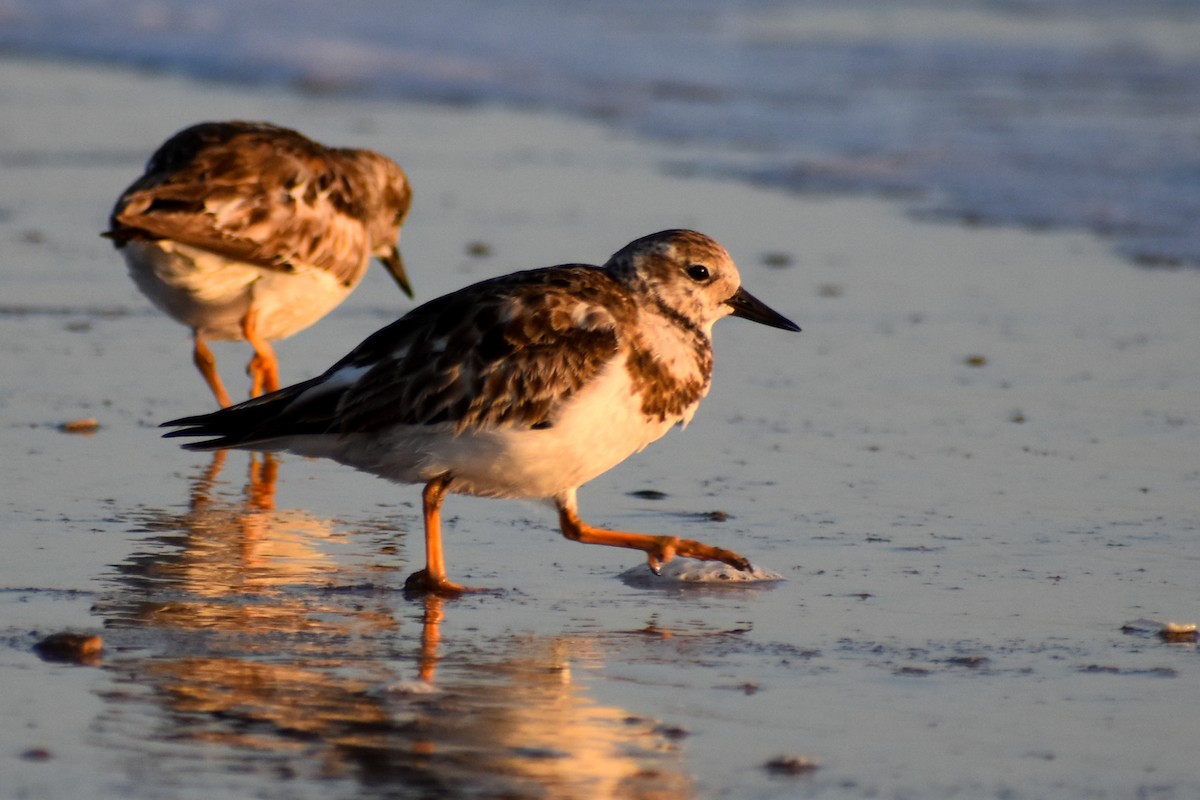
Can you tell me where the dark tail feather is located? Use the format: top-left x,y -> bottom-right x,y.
161,375 -> 333,450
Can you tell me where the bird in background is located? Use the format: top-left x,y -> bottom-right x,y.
163,230 -> 799,596
105,121 -> 413,407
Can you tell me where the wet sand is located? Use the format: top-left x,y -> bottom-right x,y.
2,57 -> 1198,799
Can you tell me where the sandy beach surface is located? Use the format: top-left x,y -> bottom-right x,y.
1,57 -> 1198,799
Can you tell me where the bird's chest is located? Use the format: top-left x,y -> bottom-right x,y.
474,361 -> 697,497
622,320 -> 713,423
549,331 -> 712,470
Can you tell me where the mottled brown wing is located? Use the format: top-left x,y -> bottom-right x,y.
107,122 -> 371,285
334,266 -> 633,433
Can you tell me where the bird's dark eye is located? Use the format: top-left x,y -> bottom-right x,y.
685,263 -> 711,282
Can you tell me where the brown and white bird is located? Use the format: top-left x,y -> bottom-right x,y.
163,230 -> 799,595
105,121 -> 413,407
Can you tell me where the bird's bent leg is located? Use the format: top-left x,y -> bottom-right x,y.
556,501 -> 751,573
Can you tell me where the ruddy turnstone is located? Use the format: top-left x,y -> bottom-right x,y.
105,121 -> 413,408
163,230 -> 799,595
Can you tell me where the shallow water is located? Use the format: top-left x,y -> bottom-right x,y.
2,59 -> 1199,799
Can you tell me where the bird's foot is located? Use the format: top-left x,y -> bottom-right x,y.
403,569 -> 486,599
645,536 -> 752,574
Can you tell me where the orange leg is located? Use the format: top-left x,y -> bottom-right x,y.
241,307 -> 279,398
556,495 -> 751,574
403,475 -> 479,597
193,331 -> 232,408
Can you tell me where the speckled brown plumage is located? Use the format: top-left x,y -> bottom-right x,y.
335,267 -> 633,433
107,121 -> 411,288
626,331 -> 712,421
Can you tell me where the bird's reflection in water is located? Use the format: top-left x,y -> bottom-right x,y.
109,451 -> 391,635
98,455 -> 694,799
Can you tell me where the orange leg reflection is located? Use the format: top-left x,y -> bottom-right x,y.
412,594 -> 445,759
246,453 -> 279,510
190,450 -> 228,510
187,451 -> 279,513
418,594 -> 444,684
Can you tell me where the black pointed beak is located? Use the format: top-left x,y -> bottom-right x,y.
726,286 -> 800,332
379,244 -> 413,298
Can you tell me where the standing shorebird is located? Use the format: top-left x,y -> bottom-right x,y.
105,121 -> 413,407
163,230 -> 799,595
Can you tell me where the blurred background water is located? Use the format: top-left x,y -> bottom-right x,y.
2,0 -> 1198,268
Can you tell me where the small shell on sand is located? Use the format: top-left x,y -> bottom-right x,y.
1159,621 -> 1198,643
1120,618 -> 1198,643
620,560 -> 784,586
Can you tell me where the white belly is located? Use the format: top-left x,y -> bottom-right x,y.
122,240 -> 358,341
325,361 -> 697,499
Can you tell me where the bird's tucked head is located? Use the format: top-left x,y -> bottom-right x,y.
353,151 -> 414,297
